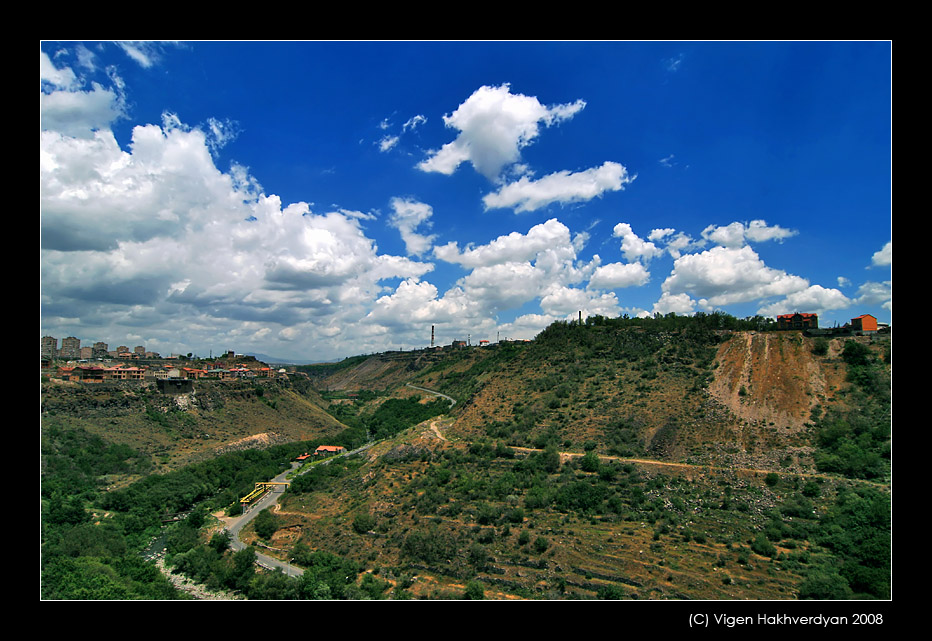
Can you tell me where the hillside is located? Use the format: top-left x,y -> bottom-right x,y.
41,318 -> 891,600
40,376 -> 350,473
310,326 -> 882,475
263,323 -> 889,600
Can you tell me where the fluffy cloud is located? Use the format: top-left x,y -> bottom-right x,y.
701,220 -> 797,248
40,51 -> 127,138
540,286 -> 620,317
483,161 -> 634,213
871,241 -> 891,267
756,285 -> 852,317
589,261 -> 650,290
378,135 -> 399,152
435,218 -> 592,315
613,223 -> 663,263
661,245 -> 809,309
388,197 -> 437,257
434,218 -> 581,268
40,54 -> 438,359
652,292 -> 696,316
417,84 -> 585,181
366,279 -> 475,327
854,280 -> 892,309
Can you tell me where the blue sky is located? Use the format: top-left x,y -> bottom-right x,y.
40,41 -> 892,362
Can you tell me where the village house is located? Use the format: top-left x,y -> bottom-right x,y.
850,314 -> 879,333
314,445 -> 347,457
776,312 -> 819,330
57,365 -> 145,382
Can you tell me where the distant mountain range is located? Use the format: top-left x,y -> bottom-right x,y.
243,352 -> 339,367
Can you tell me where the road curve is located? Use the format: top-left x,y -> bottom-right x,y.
406,383 -> 456,407
226,462 -> 305,577
226,441 -> 377,578
223,385 -> 453,579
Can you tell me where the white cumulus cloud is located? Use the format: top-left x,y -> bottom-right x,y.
483,161 -> 634,213
661,245 -> 809,309
701,220 -> 797,248
589,261 -> 651,290
417,84 -> 586,181
388,197 -> 438,257
613,223 -> 664,263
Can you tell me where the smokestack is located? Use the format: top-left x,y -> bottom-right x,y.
431,325 -> 435,348
579,310 -> 582,326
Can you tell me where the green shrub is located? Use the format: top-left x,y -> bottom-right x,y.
352,512 -> 376,534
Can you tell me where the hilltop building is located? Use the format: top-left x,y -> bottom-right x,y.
850,314 -> 878,333
777,312 -> 819,330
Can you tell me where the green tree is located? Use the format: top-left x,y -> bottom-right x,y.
209,530 -> 232,554
253,508 -> 279,540
352,511 -> 376,534
580,450 -> 601,473
798,570 -> 853,600
464,580 -> 485,600
230,547 -> 256,592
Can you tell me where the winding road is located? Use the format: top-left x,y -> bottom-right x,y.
221,384 -> 453,577
225,462 -> 305,577
406,383 -> 456,407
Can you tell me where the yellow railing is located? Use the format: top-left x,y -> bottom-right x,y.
239,481 -> 290,508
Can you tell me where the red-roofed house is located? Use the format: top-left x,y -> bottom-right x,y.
776,312 -> 819,330
314,445 -> 347,457
107,366 -> 145,380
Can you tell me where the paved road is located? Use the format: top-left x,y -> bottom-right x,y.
406,383 -> 456,407
224,385 -> 453,578
226,441 -> 378,578
227,462 -> 306,577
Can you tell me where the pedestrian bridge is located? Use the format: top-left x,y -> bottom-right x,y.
240,481 -> 289,509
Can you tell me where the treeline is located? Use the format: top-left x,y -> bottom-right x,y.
564,310 -> 777,333
532,311 -> 741,365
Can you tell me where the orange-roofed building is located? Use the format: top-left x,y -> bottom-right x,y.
314,445 -> 347,456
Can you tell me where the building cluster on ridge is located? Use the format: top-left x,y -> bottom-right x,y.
40,335 -> 282,384
775,312 -> 888,335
